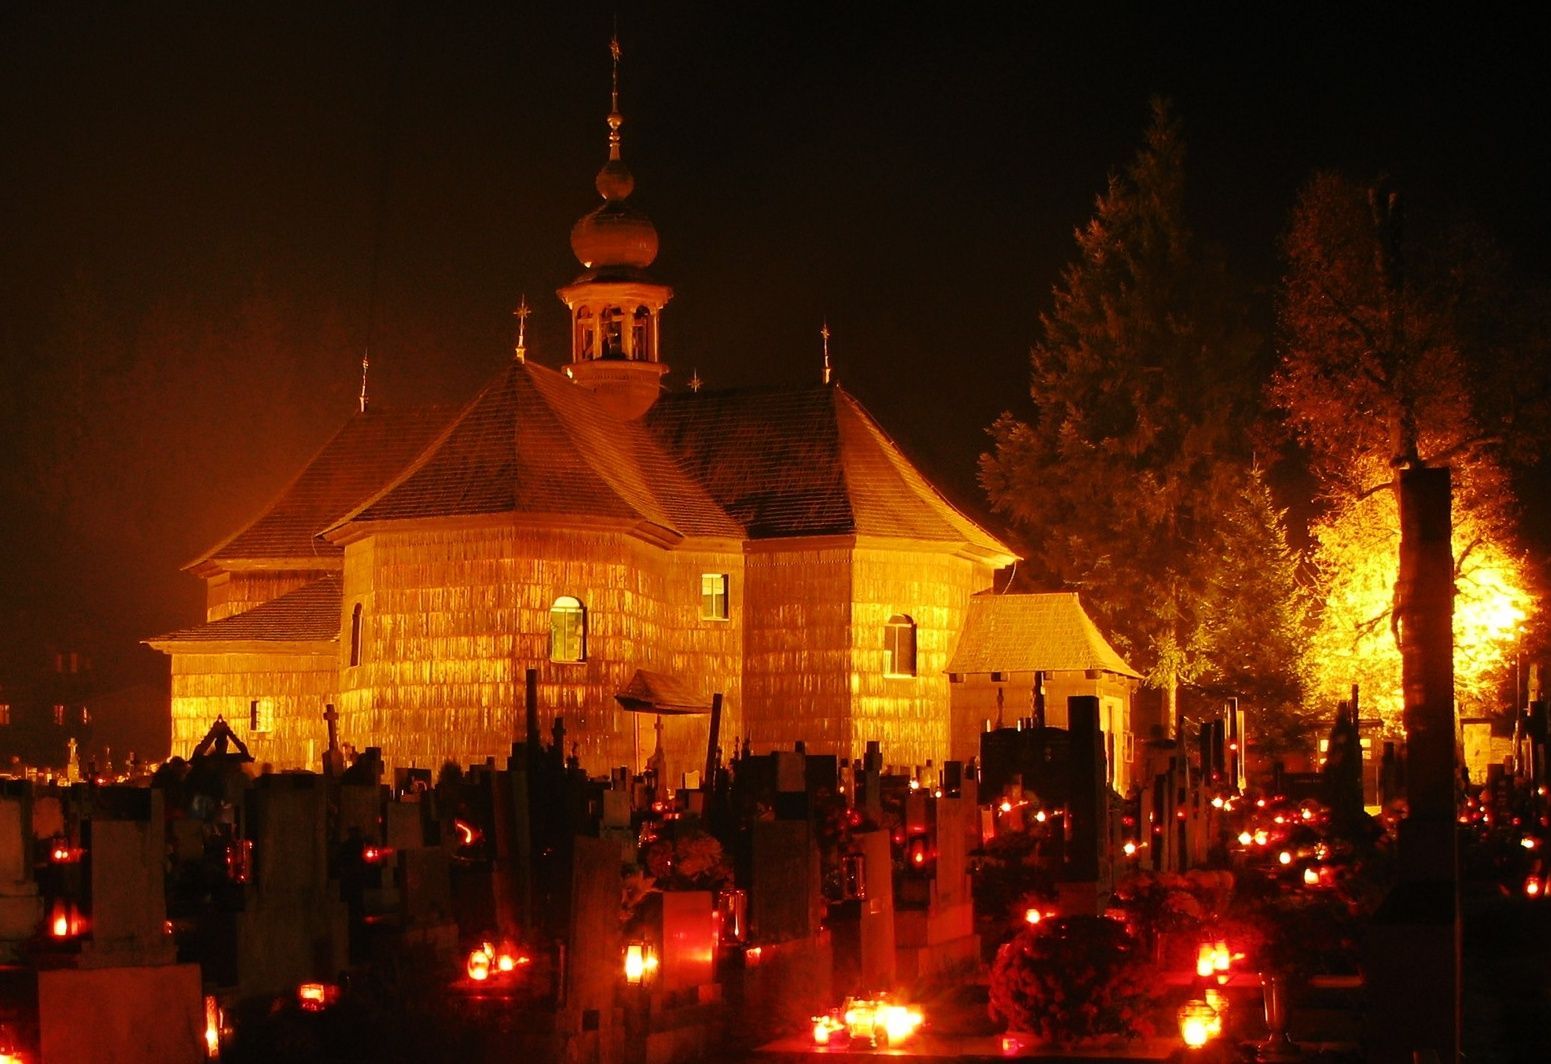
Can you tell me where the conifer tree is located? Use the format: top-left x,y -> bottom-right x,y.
982,100 -> 1307,739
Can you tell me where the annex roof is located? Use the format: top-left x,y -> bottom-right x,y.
946,591 -> 1140,679
149,575 -> 341,646
191,407 -> 450,571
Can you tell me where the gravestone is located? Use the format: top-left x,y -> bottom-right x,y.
751,820 -> 820,942
0,791 -> 40,954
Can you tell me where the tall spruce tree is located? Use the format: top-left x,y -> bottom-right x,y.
982,100 -> 1306,739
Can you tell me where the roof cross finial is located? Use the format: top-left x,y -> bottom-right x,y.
820,320 -> 832,385
358,349 -> 370,413
688,368 -> 703,393
514,295 -> 530,363
607,29 -> 623,161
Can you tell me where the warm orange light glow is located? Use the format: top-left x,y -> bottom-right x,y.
466,947 -> 492,982
839,998 -> 924,1046
1253,830 -> 1268,846
1310,488 -> 1534,730
1179,1000 -> 1218,1048
998,800 -> 1013,813
1196,943 -> 1215,979
1237,831 -> 1253,846
1278,850 -> 1293,866
297,983 -> 337,1012
624,943 -> 656,984
47,900 -> 82,939
453,819 -> 480,847
1303,867 -> 1320,886
1211,941 -> 1230,974
1526,876 -> 1543,898
1024,907 -> 1042,925
1522,836 -> 1539,850
1122,840 -> 1138,857
204,995 -> 221,1059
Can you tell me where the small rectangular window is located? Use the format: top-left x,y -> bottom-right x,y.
53,704 -> 65,726
250,699 -> 273,734
700,573 -> 729,620
79,705 -> 91,725
0,703 -> 10,726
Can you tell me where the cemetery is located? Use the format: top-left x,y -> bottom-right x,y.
0,649 -> 1539,1063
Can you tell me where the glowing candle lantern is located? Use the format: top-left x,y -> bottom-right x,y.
1237,831 -> 1254,846
1196,943 -> 1215,979
47,899 -> 82,940
1278,850 -> 1293,866
1526,875 -> 1543,898
1178,999 -> 1218,1048
624,943 -> 656,984
1303,866 -> 1320,887
296,983 -> 338,1011
1024,907 -> 1042,926
1123,840 -> 1138,857
466,946 -> 492,981
1211,940 -> 1231,975
1253,830 -> 1269,846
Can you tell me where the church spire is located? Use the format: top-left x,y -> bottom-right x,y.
557,30 -> 674,420
607,32 -> 623,163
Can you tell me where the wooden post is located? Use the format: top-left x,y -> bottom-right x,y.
703,692 -> 724,789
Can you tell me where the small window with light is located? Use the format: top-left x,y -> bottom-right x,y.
700,573 -> 729,621
0,703 -> 10,726
250,699 -> 274,735
550,596 -> 586,662
884,615 -> 917,678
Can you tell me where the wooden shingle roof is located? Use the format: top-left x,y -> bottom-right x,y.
647,382 -> 1014,557
192,407 -> 450,571
150,575 -> 341,645
947,592 -> 1140,678
342,362 -> 742,538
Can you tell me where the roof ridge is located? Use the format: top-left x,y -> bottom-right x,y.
833,388 -> 1012,556
330,364 -> 522,532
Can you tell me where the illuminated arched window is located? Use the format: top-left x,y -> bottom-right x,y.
576,307 -> 595,359
884,614 -> 916,677
550,596 -> 586,663
349,603 -> 364,667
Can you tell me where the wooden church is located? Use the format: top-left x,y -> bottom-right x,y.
148,47 -> 1135,781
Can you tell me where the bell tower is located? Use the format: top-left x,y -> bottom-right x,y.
556,34 -> 673,419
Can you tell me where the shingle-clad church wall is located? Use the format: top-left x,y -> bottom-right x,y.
336,524 -> 742,779
206,571 -> 325,623
848,546 -> 989,769
741,543 -> 854,755
168,649 -> 336,767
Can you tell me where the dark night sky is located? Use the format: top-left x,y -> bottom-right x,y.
3,4 -> 1549,693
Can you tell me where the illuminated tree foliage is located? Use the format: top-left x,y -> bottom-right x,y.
983,100 -> 1308,738
1273,172 -> 1544,728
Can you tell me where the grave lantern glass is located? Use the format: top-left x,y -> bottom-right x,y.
1178,999 -> 1218,1048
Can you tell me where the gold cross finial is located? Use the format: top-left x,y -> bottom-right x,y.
358,349 -> 370,413
607,29 -> 623,160
688,368 -> 703,393
820,320 -> 832,384
514,296 -> 530,362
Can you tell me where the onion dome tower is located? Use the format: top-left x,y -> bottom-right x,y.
557,34 -> 673,419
